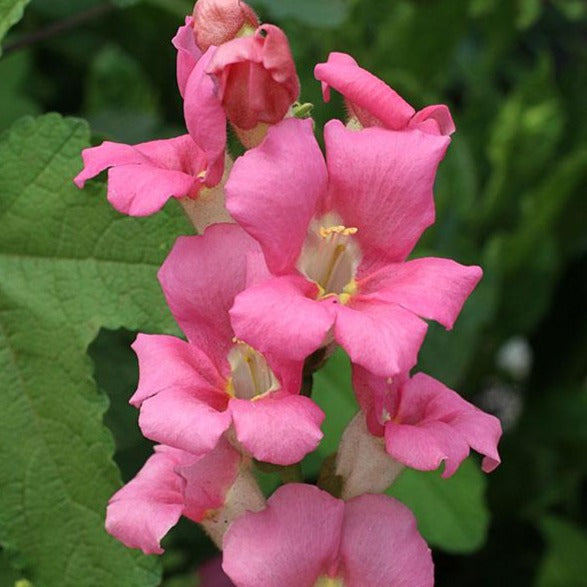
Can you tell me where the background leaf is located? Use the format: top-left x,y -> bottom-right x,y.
0,114 -> 190,585
251,0 -> 350,28
537,517 -> 587,587
388,459 -> 490,553
0,0 -> 30,54
303,349 -> 356,478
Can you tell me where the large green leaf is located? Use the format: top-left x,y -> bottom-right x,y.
0,114 -> 190,585
388,459 -> 490,553
0,0 -> 30,55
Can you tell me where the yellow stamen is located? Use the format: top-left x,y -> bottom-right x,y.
225,377 -> 235,398
314,577 -> 344,587
319,225 -> 358,238
338,279 -> 358,305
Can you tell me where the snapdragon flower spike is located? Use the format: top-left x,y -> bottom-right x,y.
222,483 -> 433,587
74,135 -> 220,217
105,437 -> 256,554
315,52 -> 455,136
227,117 -> 481,377
130,223 -> 324,465
354,367 -> 502,477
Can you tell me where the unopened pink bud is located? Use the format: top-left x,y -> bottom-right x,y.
193,0 -> 259,51
207,24 -> 300,131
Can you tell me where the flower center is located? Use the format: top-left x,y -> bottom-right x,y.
226,342 -> 279,400
297,213 -> 361,302
314,577 -> 344,587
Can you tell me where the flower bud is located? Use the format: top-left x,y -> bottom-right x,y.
207,24 -> 300,132
193,0 -> 259,51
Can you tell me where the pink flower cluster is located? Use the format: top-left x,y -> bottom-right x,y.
75,1 -> 503,585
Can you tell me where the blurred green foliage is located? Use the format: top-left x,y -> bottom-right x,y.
0,0 -> 586,585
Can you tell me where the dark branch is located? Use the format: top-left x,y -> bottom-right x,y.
2,4 -> 114,57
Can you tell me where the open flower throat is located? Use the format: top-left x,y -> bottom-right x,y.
226,341 -> 279,400
314,576 -> 345,587
297,213 -> 361,302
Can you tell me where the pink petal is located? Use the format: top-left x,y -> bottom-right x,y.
340,493 -> 434,587
105,446 -> 193,555
229,392 -> 324,465
138,387 -> 231,455
384,418 -> 470,477
230,275 -> 336,362
362,372 -> 502,477
158,224 -> 263,367
178,436 -> 242,521
74,141 -> 149,187
208,25 -> 299,130
324,120 -> 450,263
314,52 -> 415,130
130,334 -> 225,408
226,117 -> 327,275
334,298 -> 428,377
106,164 -> 195,216
409,104 -> 456,136
361,257 -> 483,329
74,135 -> 207,216
403,374 -> 502,474
172,17 -> 202,98
184,46 -> 227,186
315,52 -> 454,137
222,484 -> 343,586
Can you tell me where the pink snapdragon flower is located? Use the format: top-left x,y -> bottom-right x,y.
207,24 -> 300,132
227,117 -> 481,377
106,437 -> 264,554
73,134 -> 230,223
222,483 -> 433,587
175,16 -> 299,180
315,52 -> 455,136
130,223 -> 324,465
351,368 -> 502,478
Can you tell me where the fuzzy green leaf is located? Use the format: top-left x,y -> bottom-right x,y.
0,114 -> 190,585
